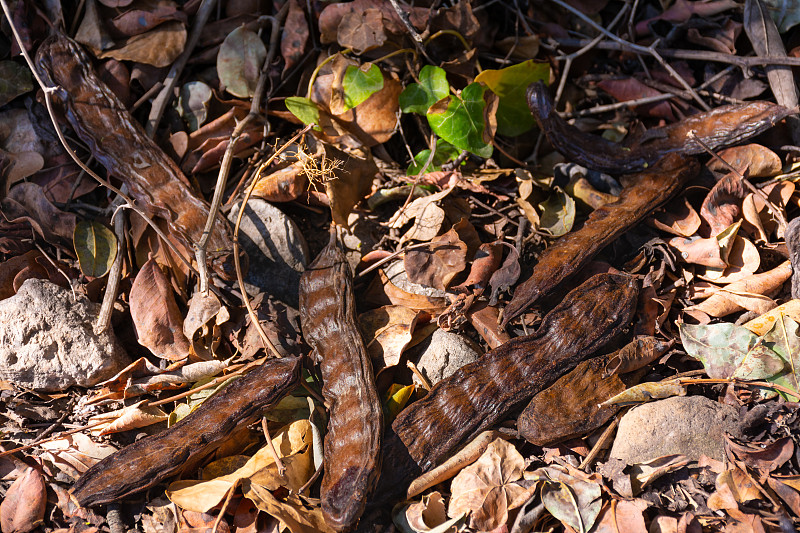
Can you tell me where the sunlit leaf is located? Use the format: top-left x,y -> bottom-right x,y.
427,82 -> 494,158
178,81 -> 212,131
342,63 -> 384,111
680,322 -> 786,380
538,186 -> 575,237
285,96 -> 320,129
399,65 -> 449,115
475,59 -> 549,136
761,316 -> 800,399
73,220 -> 117,278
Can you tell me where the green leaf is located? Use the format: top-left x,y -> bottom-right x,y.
399,65 -> 449,114
761,316 -> 800,399
73,220 -> 117,278
475,59 -> 549,137
342,63 -> 384,111
0,61 -> 33,108
680,323 -> 785,380
285,96 -> 320,129
538,186 -> 575,237
217,26 -> 266,98
426,82 -> 493,158
407,139 -> 461,175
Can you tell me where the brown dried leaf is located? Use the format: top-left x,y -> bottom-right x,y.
452,241 -> 503,292
322,144 -> 377,226
742,181 -> 794,241
336,9 -> 386,53
252,162 -> 308,202
727,436 -> 794,473
686,260 -> 791,317
700,174 -> 747,236
367,269 -> 448,311
448,438 -> 528,531
405,228 -> 468,290
597,78 -> 675,121
652,197 -> 701,237
590,499 -> 649,533
2,182 -> 76,245
109,0 -> 186,37
38,433 -> 118,481
359,305 -> 424,370
707,144 -> 782,178
488,245 -> 520,306
98,20 -> 187,67
281,0 -> 308,72
130,258 -> 192,361
389,188 -> 453,243
669,235 -> 727,268
0,467 -> 46,533
90,400 -> 169,436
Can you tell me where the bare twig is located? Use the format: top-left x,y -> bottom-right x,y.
145,0 -> 218,137
0,0 -> 197,276
233,124 -> 313,359
262,417 -> 286,477
95,204 -> 126,333
196,3 -> 289,294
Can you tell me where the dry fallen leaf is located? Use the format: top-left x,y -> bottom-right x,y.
0,467 -> 46,533
130,258 -> 192,361
98,20 -> 187,67
447,438 -> 529,531
404,227 -> 468,290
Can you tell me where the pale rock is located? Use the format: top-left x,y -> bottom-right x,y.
609,395 -> 741,464
413,329 -> 482,386
0,279 -> 129,391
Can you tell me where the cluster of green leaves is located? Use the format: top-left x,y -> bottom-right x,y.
285,58 -> 549,172
680,317 -> 800,400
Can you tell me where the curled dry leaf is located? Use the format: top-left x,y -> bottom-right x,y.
599,381 -> 687,406
389,188 -> 454,243
281,0 -> 309,72
98,20 -> 187,67
394,491 -> 465,533
130,258 -> 192,361
167,419 -> 314,512
488,245 -> 520,306
685,260 -> 791,317
0,467 -> 46,533
744,299 -> 800,335
404,227 -> 468,290
742,181 -> 794,241
651,197 -> 701,237
699,174 -> 747,236
706,144 -> 782,178
2,182 -> 77,245
447,438 -> 529,531
217,26 -> 266,98
359,305 -> 425,371
38,433 -> 118,480
89,400 -> 168,436
526,465 -> 603,533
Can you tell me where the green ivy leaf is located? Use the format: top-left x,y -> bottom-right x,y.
399,65 -> 449,114
73,220 -> 117,278
426,82 -> 493,158
342,63 -> 384,111
538,186 -> 575,237
680,322 -> 786,381
475,59 -> 549,137
285,96 -> 320,129
407,139 -> 461,175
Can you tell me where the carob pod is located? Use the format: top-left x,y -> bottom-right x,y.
502,153 -> 699,326
71,356 -> 301,506
299,231 -> 383,532
35,33 -> 235,277
518,336 -> 671,446
785,217 -> 800,299
392,272 -> 638,471
528,81 -> 793,175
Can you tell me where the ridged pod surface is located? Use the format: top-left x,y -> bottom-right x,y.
71,356 -> 301,506
299,232 -> 383,532
392,272 -> 639,471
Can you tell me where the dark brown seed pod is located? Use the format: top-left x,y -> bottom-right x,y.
71,356 -> 301,507
299,231 -> 383,532
502,153 -> 699,326
392,272 -> 639,472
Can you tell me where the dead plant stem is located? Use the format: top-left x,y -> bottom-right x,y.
196,3 -> 288,294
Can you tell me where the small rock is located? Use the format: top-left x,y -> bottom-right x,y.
413,329 -> 482,386
609,396 -> 741,464
228,199 -> 309,306
0,279 -> 129,391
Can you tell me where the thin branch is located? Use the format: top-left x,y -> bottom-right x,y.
145,0 -> 218,137
196,3 -> 289,294
95,204 -> 126,333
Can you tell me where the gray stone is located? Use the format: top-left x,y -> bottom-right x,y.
609,396 -> 741,464
228,199 -> 309,306
0,279 -> 129,391
413,329 -> 483,386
